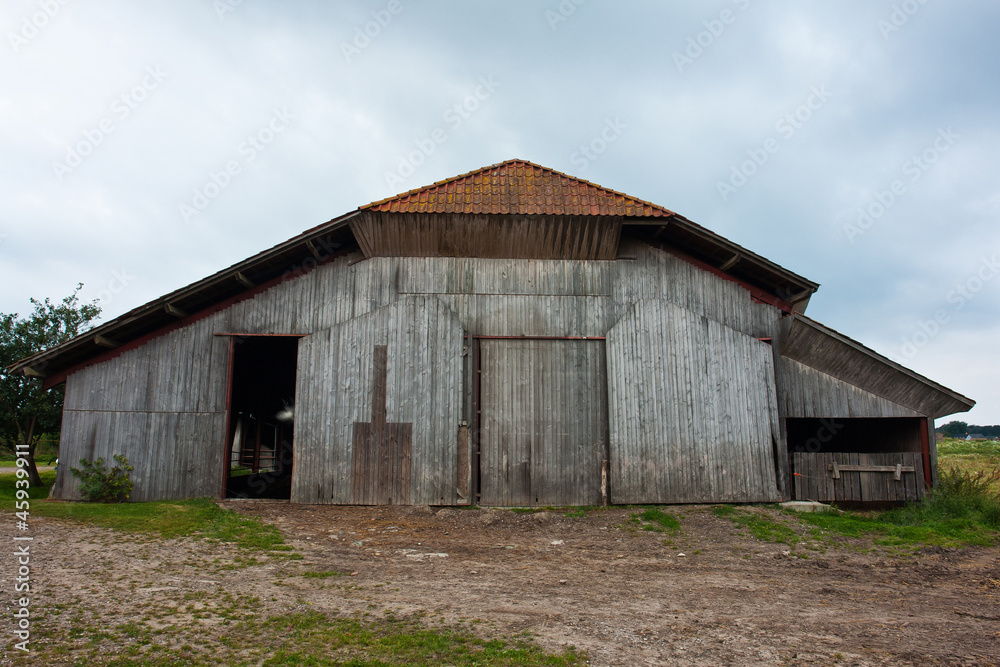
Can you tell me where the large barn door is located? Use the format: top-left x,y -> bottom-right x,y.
607,299 -> 782,504
479,339 -> 608,506
292,296 -> 464,505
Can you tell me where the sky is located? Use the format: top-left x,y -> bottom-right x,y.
1,0 -> 998,425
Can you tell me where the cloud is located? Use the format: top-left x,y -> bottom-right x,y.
0,0 -> 997,421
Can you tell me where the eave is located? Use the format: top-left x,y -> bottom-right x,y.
6,212 -> 359,385
779,314 -> 975,419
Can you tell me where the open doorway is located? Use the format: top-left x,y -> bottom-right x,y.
786,417 -> 928,504
224,336 -> 300,499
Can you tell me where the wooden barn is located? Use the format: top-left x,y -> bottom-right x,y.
11,160 -> 974,506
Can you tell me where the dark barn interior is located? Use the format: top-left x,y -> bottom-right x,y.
785,417 -> 925,454
787,417 -> 930,504
225,336 -> 299,499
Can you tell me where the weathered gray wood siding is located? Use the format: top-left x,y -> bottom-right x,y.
612,238 -> 781,339
779,315 -> 970,418
293,296 -> 464,504
479,339 -> 608,506
792,452 -> 925,502
396,243 -> 781,340
55,252 -> 393,501
54,315 -> 230,501
351,212 -> 623,261
777,357 -> 921,418
57,237 -> 785,503
607,299 -> 783,504
55,410 -> 226,501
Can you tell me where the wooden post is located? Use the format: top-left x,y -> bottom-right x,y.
601,459 -> 608,507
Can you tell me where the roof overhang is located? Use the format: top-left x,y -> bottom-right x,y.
625,214 -> 819,313
779,314 -> 975,419
6,212 -> 360,386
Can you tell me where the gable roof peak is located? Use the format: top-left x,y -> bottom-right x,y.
362,159 -> 676,217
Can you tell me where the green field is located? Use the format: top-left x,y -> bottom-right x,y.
937,437 -> 1000,494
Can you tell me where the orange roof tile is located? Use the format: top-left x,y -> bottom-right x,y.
362,159 -> 675,217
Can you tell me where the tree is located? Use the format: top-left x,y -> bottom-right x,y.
938,421 -> 969,438
1,285 -> 100,486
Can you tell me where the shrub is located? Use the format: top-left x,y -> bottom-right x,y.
937,465 -> 1000,500
70,454 -> 134,503
879,465 -> 1000,535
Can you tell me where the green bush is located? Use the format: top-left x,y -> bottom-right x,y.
936,465 -> 1000,499
70,454 -> 134,503
914,466 -> 1000,529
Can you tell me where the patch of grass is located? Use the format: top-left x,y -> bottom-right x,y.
0,473 -> 292,555
720,507 -> 799,545
799,467 -> 1000,548
249,612 -> 584,666
563,506 -> 599,518
638,508 -> 681,532
710,504 -> 735,518
301,570 -> 346,579
37,497 -> 292,553
39,606 -> 585,666
0,469 -> 56,501
627,506 -> 681,534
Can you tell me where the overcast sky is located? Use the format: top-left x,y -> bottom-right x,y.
2,1 -> 998,425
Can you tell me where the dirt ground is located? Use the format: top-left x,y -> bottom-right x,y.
9,501 -> 1000,666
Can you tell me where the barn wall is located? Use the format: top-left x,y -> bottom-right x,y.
56,238 -> 783,503
396,241 -> 782,340
293,295 -> 464,505
776,357 -> 922,418
55,410 -> 226,502
55,314 -> 230,501
479,339 -> 608,507
613,238 -> 781,339
606,299 -> 783,504
55,253 -> 376,501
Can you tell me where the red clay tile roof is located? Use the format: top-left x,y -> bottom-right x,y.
362,159 -> 675,217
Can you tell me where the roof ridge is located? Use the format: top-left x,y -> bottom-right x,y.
360,159 -> 676,216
